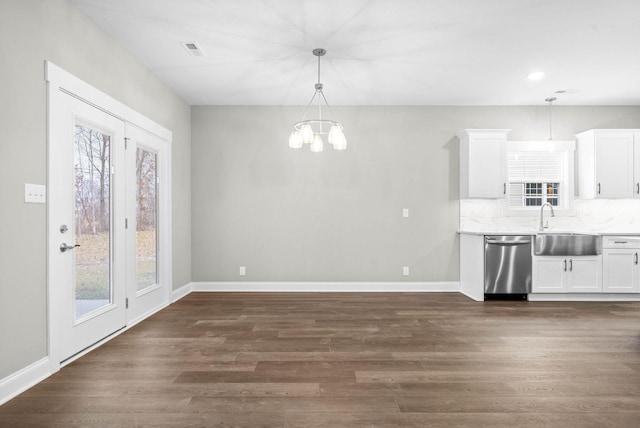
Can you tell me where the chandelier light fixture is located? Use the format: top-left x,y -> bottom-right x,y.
288,48 -> 347,152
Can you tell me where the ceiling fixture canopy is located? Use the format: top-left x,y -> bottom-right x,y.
289,48 -> 346,152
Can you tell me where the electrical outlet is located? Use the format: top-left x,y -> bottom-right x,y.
403,266 -> 409,276
239,266 -> 246,276
402,208 -> 409,218
25,183 -> 46,204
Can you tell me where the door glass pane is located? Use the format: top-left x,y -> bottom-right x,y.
136,148 -> 158,291
74,124 -> 111,319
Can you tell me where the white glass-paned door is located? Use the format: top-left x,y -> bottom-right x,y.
125,123 -> 169,323
47,62 -> 172,371
49,90 -> 126,364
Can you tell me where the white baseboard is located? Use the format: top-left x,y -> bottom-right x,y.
172,282 -> 193,302
529,293 -> 640,301
0,357 -> 50,406
191,281 -> 461,293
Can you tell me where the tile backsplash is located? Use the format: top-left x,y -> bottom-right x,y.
460,199 -> 640,233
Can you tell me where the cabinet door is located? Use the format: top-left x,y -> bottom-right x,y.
568,257 -> 602,293
603,250 -> 638,293
468,138 -> 506,198
595,133 -> 634,198
533,257 -> 566,293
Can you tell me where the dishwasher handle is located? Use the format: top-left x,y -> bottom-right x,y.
486,239 -> 531,245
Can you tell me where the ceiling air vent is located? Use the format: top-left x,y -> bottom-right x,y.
181,41 -> 205,57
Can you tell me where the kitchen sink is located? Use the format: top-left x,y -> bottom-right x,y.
534,233 -> 602,256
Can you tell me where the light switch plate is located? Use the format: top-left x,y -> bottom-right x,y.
402,208 -> 409,218
25,183 -> 46,204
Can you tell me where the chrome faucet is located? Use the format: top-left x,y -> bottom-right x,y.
539,202 -> 555,231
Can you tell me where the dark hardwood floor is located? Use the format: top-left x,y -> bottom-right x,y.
2,292 -> 640,427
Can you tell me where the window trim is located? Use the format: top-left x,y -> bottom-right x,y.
504,140 -> 576,217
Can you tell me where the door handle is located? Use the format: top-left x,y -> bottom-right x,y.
60,243 -> 80,252
486,240 -> 531,245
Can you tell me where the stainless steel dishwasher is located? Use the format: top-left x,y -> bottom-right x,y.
484,235 -> 532,299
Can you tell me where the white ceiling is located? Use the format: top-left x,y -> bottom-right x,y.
70,0 -> 640,106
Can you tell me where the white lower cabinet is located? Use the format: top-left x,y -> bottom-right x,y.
602,236 -> 640,293
603,250 -> 638,292
533,256 -> 602,293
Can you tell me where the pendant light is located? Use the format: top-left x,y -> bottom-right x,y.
289,48 -> 347,152
545,97 -> 557,140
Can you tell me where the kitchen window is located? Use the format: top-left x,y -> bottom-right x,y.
506,141 -> 575,215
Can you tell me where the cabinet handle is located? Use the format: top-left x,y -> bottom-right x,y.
569,259 -> 573,271
637,183 -> 639,194
563,259 -> 567,271
503,183 -> 506,195
597,183 -> 601,194
614,241 -> 628,244
635,253 -> 638,265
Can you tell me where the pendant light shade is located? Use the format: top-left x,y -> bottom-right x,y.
301,123 -> 314,144
289,48 -> 347,152
309,133 -> 324,152
288,130 -> 303,148
328,125 -> 347,150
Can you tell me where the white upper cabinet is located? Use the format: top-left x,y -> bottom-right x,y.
577,130 -> 640,198
459,129 -> 510,199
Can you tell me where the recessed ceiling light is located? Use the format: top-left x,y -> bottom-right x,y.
180,41 -> 205,57
528,71 -> 545,81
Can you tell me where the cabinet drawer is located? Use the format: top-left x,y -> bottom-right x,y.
602,236 -> 640,249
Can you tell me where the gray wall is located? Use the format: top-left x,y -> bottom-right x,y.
191,105 -> 640,283
0,0 -> 191,379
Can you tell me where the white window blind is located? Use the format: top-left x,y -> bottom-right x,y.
508,152 -> 562,182
509,183 -> 525,207
508,151 -> 563,208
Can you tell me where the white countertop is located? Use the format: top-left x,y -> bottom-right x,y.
459,230 -> 640,236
